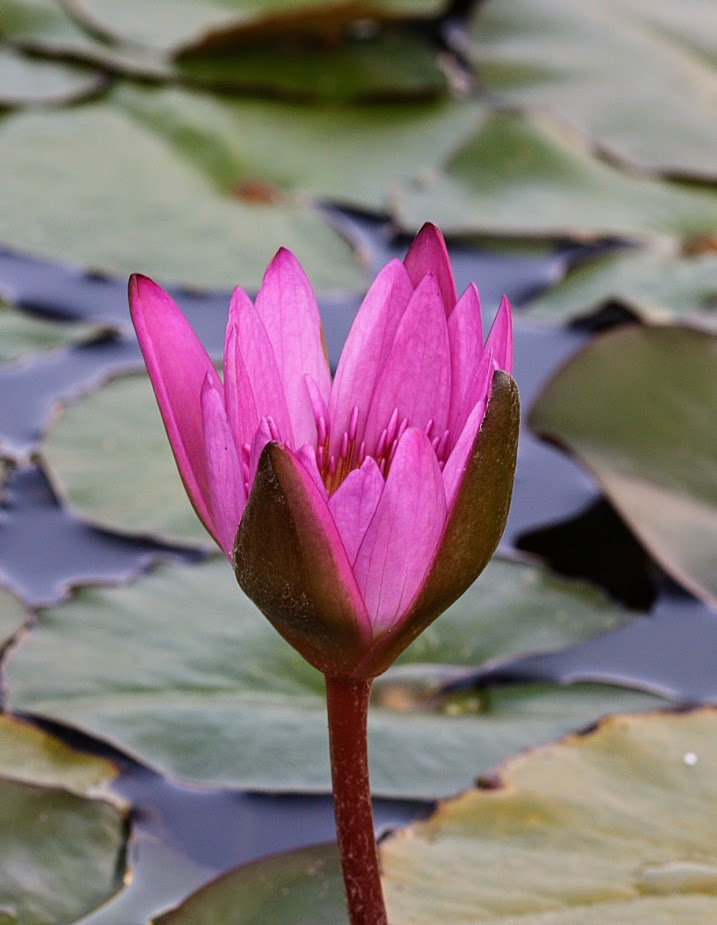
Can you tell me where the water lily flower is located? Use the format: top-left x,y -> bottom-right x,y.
129,224 -> 519,681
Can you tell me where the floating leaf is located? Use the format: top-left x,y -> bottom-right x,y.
5,556 -> 661,798
0,583 -> 28,644
383,709 -> 717,923
0,46 -> 105,106
0,100 -> 365,291
176,29 -> 447,101
44,372 -> 212,548
392,111 -> 717,242
60,0 -> 447,55
0,0 -> 169,77
0,715 -> 127,925
154,843 -> 346,925
524,246 -> 717,326
0,298 -> 107,362
466,0 -> 717,181
530,326 -> 717,607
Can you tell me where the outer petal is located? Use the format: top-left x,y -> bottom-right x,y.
224,289 -> 294,451
363,274 -> 452,454
447,282 -> 484,440
403,222 -> 457,314
233,443 -> 372,676
128,274 -> 216,538
353,429 -> 447,635
353,371 -> 520,679
328,458 -> 384,565
201,374 -> 246,558
486,295 -> 513,375
255,248 -> 331,447
328,259 -> 413,459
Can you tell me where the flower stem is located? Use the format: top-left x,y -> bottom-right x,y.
325,675 -> 389,925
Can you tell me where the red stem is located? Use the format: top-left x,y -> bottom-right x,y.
325,675 -> 389,925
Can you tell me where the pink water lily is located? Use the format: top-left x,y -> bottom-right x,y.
129,224 -> 519,680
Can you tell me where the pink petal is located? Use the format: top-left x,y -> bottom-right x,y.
201,374 -> 246,558
363,274 -> 452,456
447,282 -> 484,440
328,458 -> 384,565
255,249 -> 331,447
328,259 -> 413,458
248,417 -> 274,487
486,295 -> 513,375
403,223 -> 457,314
295,442 -> 329,502
128,274 -> 216,536
353,429 -> 447,634
224,288 -> 294,452
442,395 -> 488,511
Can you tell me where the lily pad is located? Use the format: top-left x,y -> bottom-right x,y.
0,298 -> 107,362
0,46 -> 105,106
392,111 -> 717,242
60,0 -> 447,55
0,82 -> 482,288
0,714 -> 127,925
524,245 -> 717,326
176,29 -> 447,101
44,372 -> 213,548
111,82 -> 482,211
0,583 -> 28,644
1,0 -> 170,77
466,0 -> 717,181
5,555 -> 662,798
153,843 -> 345,925
382,708 -> 717,923
0,100 -> 365,291
530,326 -> 717,607
155,710 -> 717,924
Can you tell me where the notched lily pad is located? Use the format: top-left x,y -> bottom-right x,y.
153,842 -> 346,925
466,0 -> 717,182
0,46 -> 105,106
59,0 -> 447,55
530,325 -> 717,607
392,111 -> 717,242
5,555 -> 662,798
525,245 -> 717,326
0,714 -> 127,925
0,297 -> 109,362
44,371 -> 213,549
0,583 -> 28,646
382,708 -> 717,923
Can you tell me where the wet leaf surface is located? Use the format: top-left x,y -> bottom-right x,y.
466,0 -> 717,181
530,326 -> 717,608
5,556 -> 662,798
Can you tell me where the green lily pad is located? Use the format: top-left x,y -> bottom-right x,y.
155,710 -> 717,924
0,82 -> 482,289
0,715 -> 127,925
0,46 -> 105,106
5,555 -> 662,798
0,298 -> 108,362
0,583 -> 28,644
153,843 -> 345,925
60,0 -> 447,55
466,0 -> 717,181
0,100 -> 365,291
1,0 -> 170,77
530,326 -> 717,607
524,246 -> 717,326
44,372 -> 213,548
110,82 -> 482,212
383,708 -> 717,923
392,111 -> 717,242
176,29 -> 447,101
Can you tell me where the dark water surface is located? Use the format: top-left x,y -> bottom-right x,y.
1,225 -> 715,923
